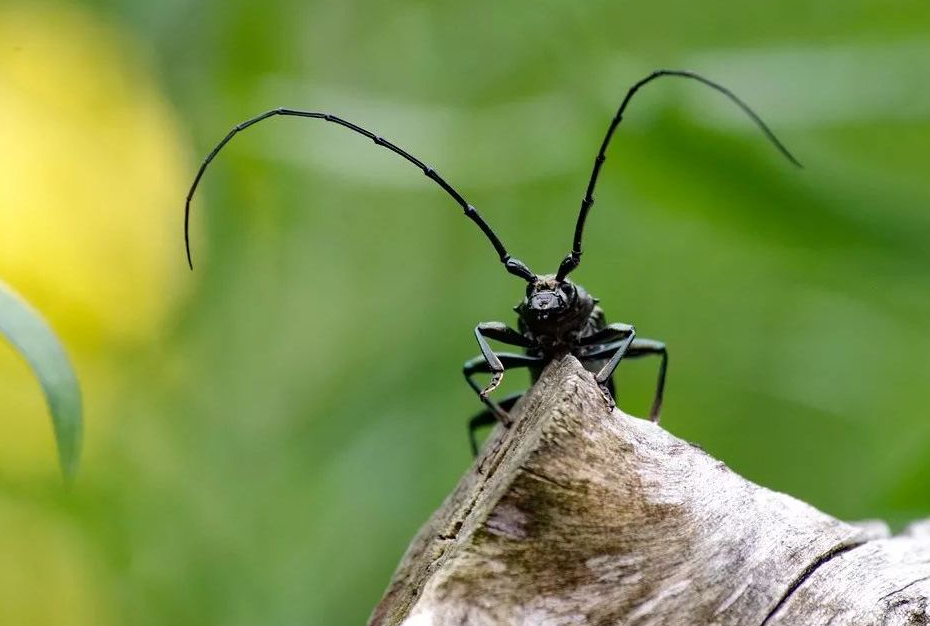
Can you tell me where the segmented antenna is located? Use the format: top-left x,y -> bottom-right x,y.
184,109 -> 536,282
556,69 -> 802,281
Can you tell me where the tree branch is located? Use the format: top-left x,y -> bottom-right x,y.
369,355 -> 930,626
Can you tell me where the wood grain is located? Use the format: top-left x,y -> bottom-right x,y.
369,355 -> 930,626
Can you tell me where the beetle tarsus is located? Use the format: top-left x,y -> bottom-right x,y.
480,372 -> 503,399
598,384 -> 616,411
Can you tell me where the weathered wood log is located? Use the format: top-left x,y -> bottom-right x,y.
369,355 -> 930,626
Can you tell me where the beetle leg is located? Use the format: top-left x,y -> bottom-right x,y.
470,321 -> 536,401
578,322 -> 635,346
467,392 -> 523,456
463,351 -> 540,425
626,339 -> 668,422
591,326 -> 637,410
583,337 -> 668,422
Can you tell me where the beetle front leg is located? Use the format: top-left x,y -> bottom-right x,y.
471,322 -> 534,399
592,325 -> 636,410
583,336 -> 668,422
575,322 -> 637,408
463,351 -> 540,425
578,322 -> 635,347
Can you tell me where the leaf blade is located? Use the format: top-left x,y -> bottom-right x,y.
0,279 -> 82,481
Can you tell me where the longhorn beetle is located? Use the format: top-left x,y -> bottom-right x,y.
184,69 -> 800,456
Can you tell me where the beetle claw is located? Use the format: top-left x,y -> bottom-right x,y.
480,372 -> 503,399
598,384 -> 616,411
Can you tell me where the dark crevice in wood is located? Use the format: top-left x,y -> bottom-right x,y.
760,541 -> 866,625
880,574 -> 930,603
519,467 -> 573,490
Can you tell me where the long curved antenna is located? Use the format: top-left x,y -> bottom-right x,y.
184,108 -> 536,282
556,69 -> 802,281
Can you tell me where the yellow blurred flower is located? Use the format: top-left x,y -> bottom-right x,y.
0,3 -> 188,475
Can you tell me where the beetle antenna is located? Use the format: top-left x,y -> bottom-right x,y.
184,108 -> 536,282
556,69 -> 802,281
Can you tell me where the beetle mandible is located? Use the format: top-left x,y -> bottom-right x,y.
184,69 -> 801,455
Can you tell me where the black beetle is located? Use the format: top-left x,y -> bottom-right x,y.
184,69 -> 800,455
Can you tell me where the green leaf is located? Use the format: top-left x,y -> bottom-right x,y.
0,279 -> 82,482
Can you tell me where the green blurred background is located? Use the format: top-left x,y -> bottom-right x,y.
2,0 -> 930,623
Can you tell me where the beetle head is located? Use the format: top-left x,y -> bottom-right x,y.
515,275 -> 595,331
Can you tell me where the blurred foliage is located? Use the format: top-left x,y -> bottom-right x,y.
0,279 -> 82,481
1,0 -> 929,624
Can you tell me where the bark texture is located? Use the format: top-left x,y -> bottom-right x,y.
369,355 -> 930,626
